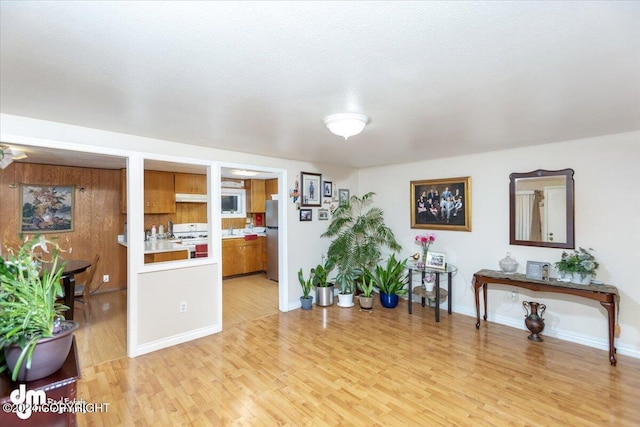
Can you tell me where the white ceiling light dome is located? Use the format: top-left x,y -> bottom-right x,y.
323,113 -> 370,140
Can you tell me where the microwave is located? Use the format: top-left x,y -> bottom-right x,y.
221,188 -> 246,218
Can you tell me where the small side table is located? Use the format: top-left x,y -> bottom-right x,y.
407,264 -> 457,322
1,337 -> 81,427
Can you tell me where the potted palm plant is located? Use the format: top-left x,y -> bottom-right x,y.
369,254 -> 408,308
0,235 -> 79,381
321,192 -> 401,307
311,258 -> 335,306
297,268 -> 314,310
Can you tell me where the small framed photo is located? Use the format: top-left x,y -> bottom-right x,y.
300,171 -> 322,207
425,251 -> 446,270
526,261 -> 550,281
318,209 -> 329,220
323,181 -> 332,198
338,189 -> 350,206
299,209 -> 312,221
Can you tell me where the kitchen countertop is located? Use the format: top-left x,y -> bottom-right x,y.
117,236 -> 189,254
221,233 -> 266,240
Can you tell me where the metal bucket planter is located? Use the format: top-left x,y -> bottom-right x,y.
315,284 -> 335,306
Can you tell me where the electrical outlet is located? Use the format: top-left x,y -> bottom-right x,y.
103,274 -> 110,283
102,303 -> 110,311
180,301 -> 187,312
511,291 -> 518,302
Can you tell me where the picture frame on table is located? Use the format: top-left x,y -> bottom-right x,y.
300,171 -> 322,207
526,261 -> 550,281
425,251 -> 446,270
20,184 -> 74,233
323,181 -> 332,198
338,188 -> 350,207
410,176 -> 471,232
299,209 -> 312,221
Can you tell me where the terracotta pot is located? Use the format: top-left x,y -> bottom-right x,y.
4,320 -> 79,382
358,295 -> 374,310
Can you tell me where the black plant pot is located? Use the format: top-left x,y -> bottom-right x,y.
4,320 -> 79,382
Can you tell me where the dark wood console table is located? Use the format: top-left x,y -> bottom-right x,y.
1,337 -> 81,426
473,269 -> 619,366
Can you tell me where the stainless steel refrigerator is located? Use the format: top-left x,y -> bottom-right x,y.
266,200 -> 279,281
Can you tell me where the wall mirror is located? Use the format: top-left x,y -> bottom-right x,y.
509,169 -> 574,249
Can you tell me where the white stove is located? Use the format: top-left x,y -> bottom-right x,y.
172,223 -> 209,257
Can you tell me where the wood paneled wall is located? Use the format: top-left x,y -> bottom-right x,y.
0,163 -> 126,292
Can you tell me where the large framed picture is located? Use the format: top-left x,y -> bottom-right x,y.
300,171 -> 322,207
410,176 -> 471,231
20,184 -> 74,233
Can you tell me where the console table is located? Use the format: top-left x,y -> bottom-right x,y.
408,264 -> 457,322
473,269 -> 619,366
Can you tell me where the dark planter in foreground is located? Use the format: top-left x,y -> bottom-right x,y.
4,320 -> 79,382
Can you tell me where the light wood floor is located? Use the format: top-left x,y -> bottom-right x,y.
74,280 -> 640,426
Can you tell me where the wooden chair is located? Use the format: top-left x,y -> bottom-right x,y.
74,254 -> 100,322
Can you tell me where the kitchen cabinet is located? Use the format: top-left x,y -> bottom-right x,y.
222,237 -> 265,277
144,171 -> 176,214
265,179 -> 278,199
175,173 -> 207,194
245,179 -> 266,213
261,236 -> 267,271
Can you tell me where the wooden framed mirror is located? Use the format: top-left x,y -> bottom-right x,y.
509,169 -> 574,249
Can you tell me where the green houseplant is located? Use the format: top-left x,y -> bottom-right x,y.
0,235 -> 79,381
321,192 -> 401,306
369,254 -> 408,308
357,272 -> 375,310
554,247 -> 599,285
297,268 -> 313,310
311,258 -> 335,306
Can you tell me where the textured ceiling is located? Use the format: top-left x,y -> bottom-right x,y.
1,1 -> 639,169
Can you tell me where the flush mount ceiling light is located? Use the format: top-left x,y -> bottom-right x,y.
323,113 -> 370,140
231,169 -> 259,177
0,144 -> 28,169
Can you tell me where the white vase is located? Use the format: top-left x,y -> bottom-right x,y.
571,272 -> 592,285
337,293 -> 354,307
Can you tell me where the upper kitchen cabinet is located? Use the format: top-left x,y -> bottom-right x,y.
245,180 -> 266,213
144,171 -> 176,214
175,173 -> 207,195
265,179 -> 278,199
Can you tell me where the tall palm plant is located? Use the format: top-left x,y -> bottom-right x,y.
321,192 -> 401,293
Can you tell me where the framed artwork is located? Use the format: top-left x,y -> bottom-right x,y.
299,209 -> 312,221
425,251 -> 446,270
300,171 -> 322,207
526,261 -> 551,281
338,189 -> 350,206
410,176 -> 471,231
318,209 -> 329,220
323,181 -> 332,198
20,184 -> 74,233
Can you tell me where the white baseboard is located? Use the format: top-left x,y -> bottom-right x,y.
453,304 -> 639,360
131,324 -> 221,357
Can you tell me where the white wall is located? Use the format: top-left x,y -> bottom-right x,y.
358,131 -> 640,358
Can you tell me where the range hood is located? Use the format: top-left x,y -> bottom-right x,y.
175,193 -> 208,203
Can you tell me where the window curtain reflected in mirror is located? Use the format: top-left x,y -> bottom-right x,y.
515,191 -> 543,240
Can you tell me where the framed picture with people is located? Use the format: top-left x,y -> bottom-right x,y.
410,176 -> 471,231
300,171 -> 322,207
